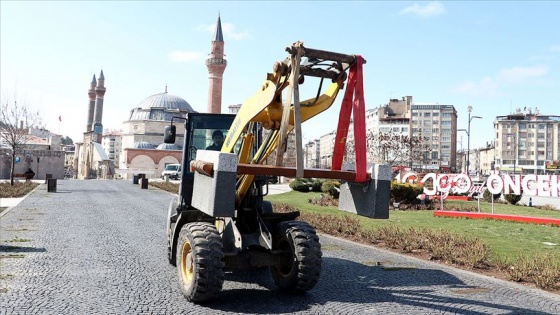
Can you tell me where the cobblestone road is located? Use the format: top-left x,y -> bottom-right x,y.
1,180 -> 559,314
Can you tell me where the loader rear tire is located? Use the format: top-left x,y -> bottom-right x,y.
176,222 -> 224,302
271,221 -> 322,292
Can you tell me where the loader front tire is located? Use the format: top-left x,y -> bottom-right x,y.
176,222 -> 224,302
271,221 -> 322,292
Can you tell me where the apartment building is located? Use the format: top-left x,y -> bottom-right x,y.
315,96 -> 457,172
319,131 -> 336,169
494,108 -> 560,174
304,139 -> 320,168
410,103 -> 458,171
101,130 -> 123,164
478,145 -> 496,175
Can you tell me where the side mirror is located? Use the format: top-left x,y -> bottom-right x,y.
164,125 -> 176,144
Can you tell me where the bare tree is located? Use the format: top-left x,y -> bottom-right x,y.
1,94 -> 41,185
342,131 -> 433,169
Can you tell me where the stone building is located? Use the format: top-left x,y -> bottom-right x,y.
0,131 -> 65,180
117,90 -> 192,179
75,70 -> 115,179
115,16 -> 226,179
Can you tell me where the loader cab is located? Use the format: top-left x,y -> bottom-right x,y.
165,113 -> 260,208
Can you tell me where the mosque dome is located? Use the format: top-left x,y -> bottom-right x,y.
156,143 -> 182,150
132,141 -> 156,149
128,91 -> 195,121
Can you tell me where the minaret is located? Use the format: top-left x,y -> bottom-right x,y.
93,70 -> 106,143
86,74 -> 96,132
206,14 -> 227,114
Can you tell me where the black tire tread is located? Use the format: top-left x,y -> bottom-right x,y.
271,220 -> 322,292
177,222 -> 224,302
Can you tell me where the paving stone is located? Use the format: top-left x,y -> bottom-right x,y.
0,180 -> 558,314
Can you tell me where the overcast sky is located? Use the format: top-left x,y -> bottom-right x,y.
1,1 -> 559,149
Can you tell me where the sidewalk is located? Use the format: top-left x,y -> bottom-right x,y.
0,180 -> 44,217
267,183 -> 291,195
0,197 -> 25,208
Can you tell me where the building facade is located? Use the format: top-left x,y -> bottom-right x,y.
304,139 -> 320,168
494,108 -> 560,175
118,91 -> 191,179
75,70 -> 115,180
410,103 -> 458,172
101,130 -> 123,164
321,96 -> 457,172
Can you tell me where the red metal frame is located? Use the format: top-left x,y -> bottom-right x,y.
331,55 -> 367,182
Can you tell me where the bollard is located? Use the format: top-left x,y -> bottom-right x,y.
45,174 -> 52,184
47,178 -> 57,193
141,178 -> 149,189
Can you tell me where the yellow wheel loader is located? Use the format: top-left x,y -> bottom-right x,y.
164,42 -> 388,302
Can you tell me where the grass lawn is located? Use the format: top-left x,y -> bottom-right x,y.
265,191 -> 560,261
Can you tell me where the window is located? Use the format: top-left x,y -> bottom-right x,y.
424,112 -> 431,117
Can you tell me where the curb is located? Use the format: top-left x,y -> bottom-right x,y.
434,210 -> 560,226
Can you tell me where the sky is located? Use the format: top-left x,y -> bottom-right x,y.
1,1 -> 559,150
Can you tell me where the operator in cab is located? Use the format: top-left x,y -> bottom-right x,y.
206,130 -> 224,151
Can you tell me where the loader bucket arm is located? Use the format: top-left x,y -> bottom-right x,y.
220,42 -> 361,206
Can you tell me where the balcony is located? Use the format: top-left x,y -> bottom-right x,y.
206,58 -> 227,66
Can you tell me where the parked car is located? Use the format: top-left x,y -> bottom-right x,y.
161,164 -> 181,180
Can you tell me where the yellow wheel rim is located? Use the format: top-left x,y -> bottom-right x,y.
180,241 -> 193,283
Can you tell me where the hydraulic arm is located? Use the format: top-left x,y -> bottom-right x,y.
220,41 -> 363,205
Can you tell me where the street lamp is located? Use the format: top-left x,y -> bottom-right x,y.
465,106 -> 482,175
458,129 -> 468,173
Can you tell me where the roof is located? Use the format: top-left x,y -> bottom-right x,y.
132,141 -> 155,149
128,92 -> 195,121
213,15 -> 224,42
156,143 -> 182,150
93,142 -> 109,160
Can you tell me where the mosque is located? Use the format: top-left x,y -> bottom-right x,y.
75,15 -> 226,179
